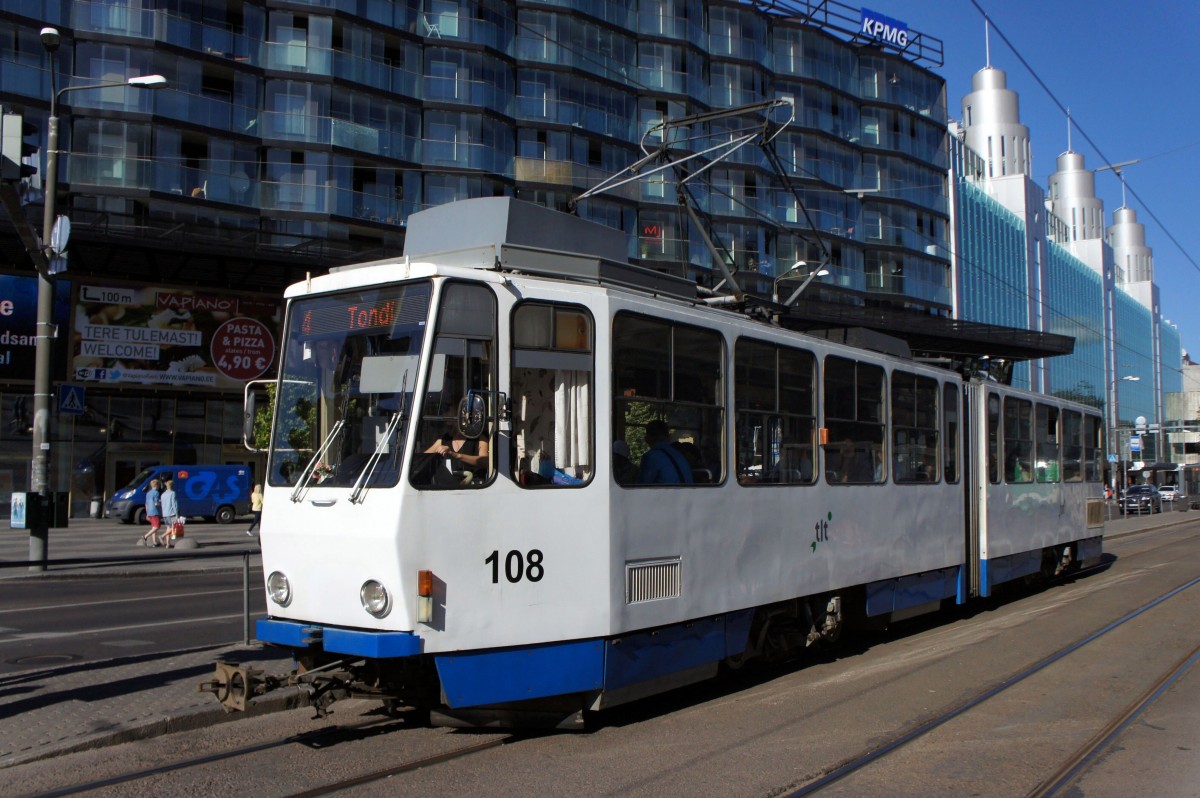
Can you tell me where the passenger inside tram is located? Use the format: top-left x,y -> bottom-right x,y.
829,437 -> 874,483
638,419 -> 694,484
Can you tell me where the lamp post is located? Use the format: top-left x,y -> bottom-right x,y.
1115,375 -> 1141,506
772,260 -> 830,306
28,27 -> 166,570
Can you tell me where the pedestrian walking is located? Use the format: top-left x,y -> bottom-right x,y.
157,479 -> 179,548
247,483 -> 263,536
140,479 -> 163,546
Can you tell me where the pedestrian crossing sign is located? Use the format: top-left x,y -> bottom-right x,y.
58,384 -> 85,415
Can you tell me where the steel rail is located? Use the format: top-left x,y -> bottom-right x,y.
785,572 -> 1200,797
1027,640 -> 1200,798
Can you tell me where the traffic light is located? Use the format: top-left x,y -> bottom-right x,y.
1,112 -> 38,182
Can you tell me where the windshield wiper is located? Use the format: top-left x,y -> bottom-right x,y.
349,411 -> 403,504
290,419 -> 346,502
349,373 -> 410,504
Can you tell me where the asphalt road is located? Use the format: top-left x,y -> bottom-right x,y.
0,569 -> 266,673
4,518 -> 1198,797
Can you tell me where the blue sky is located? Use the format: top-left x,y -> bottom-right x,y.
896,0 -> 1200,361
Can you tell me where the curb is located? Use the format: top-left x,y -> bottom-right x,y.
0,688 -> 308,770
0,643 -> 302,770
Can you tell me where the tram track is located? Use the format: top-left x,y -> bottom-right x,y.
280,735 -> 512,798
1027,640 -> 1200,797
24,712 -> 510,798
783,569 -> 1200,797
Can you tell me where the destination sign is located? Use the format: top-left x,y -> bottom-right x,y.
296,287 -> 429,339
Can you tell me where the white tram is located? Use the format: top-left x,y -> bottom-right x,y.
239,198 -> 1105,726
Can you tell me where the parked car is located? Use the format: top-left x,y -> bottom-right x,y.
1120,484 -> 1162,515
1158,485 -> 1181,502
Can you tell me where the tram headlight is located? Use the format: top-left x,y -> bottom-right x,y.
267,571 -> 292,607
360,579 -> 391,618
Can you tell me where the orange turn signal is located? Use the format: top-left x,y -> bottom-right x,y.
418,569 -> 433,597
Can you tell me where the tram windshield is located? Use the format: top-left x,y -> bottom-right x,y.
267,282 -> 432,489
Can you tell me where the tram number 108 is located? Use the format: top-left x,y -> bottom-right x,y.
485,549 -> 545,584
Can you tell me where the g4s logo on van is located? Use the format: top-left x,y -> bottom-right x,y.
181,470 -> 244,502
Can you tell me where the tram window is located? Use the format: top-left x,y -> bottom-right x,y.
1035,404 -> 1060,483
735,339 -> 816,485
824,356 -> 885,484
1084,415 -> 1103,482
511,302 -> 594,488
1004,397 -> 1033,483
268,281 -> 431,490
613,313 -> 724,487
1062,410 -> 1083,482
987,393 -> 1001,484
943,382 -> 960,483
410,283 -> 496,490
891,371 -> 938,483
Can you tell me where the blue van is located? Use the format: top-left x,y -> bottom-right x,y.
106,465 -> 252,525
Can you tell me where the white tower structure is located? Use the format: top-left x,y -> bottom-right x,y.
1047,151 -> 1106,243
960,66 -> 1032,179
1109,206 -> 1155,291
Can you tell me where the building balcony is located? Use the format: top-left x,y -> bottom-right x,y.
512,95 -> 634,140
69,1 -> 259,66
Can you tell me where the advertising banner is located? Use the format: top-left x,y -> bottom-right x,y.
72,282 -> 280,390
0,273 -> 72,383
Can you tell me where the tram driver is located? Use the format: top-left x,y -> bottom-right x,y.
412,395 -> 490,487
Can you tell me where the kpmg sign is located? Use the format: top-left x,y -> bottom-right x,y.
860,7 -> 909,48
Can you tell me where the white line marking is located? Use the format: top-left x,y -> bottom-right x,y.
0,588 -> 256,615
0,612 -> 267,643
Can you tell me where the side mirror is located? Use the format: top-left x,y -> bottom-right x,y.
457,393 -> 487,440
243,379 -> 275,453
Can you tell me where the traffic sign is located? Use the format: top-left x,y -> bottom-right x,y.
1129,434 -> 1142,453
57,383 -> 85,415
1106,454 -> 1119,463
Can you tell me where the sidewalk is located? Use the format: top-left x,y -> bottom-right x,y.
0,508 -> 1195,769
1,516 -> 263,578
0,515 -> 301,769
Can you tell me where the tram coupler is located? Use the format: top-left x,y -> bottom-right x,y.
198,660 -> 284,712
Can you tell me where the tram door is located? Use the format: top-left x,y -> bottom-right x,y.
963,382 -> 987,598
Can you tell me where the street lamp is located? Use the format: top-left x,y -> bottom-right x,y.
1113,376 -> 1142,501
773,260 -> 830,306
27,27 -> 166,570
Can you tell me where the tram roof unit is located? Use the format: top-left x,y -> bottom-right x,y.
396,197 -> 1072,365
401,197 -> 697,301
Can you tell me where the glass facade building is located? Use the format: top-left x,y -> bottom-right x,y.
2,0 -> 952,308
953,178 -> 1030,330
1113,290 -> 1155,426
0,0 -> 955,515
1045,241 -> 1105,408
